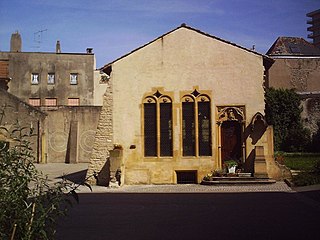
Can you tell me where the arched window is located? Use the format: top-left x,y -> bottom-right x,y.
143,91 -> 173,157
182,89 -> 211,156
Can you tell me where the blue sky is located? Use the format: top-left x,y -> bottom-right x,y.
0,0 -> 319,67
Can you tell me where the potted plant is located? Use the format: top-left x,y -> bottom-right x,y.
224,160 -> 238,174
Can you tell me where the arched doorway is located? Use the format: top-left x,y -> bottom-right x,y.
221,121 -> 241,164
217,106 -> 245,168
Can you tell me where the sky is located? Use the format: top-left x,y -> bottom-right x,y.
0,0 -> 319,67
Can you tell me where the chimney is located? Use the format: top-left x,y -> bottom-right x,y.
56,40 -> 61,53
86,48 -> 93,54
10,31 -> 22,52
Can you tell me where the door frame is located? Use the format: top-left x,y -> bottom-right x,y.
216,106 -> 246,169
220,120 -> 242,164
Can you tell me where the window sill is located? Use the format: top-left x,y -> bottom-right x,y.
143,157 -> 174,162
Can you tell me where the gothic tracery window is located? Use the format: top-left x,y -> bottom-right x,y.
143,91 -> 173,157
182,90 -> 211,156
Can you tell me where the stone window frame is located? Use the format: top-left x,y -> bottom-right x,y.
47,73 -> 55,85
70,73 -> 78,85
181,88 -> 212,157
142,89 -> 174,158
31,73 -> 40,85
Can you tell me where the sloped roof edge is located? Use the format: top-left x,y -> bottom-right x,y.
0,88 -> 47,116
101,24 -> 273,70
266,36 -> 320,56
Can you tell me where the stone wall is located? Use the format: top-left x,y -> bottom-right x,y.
0,88 -> 46,162
301,95 -> 320,136
43,106 -> 101,163
268,57 -> 320,140
86,80 -> 113,185
268,57 -> 320,92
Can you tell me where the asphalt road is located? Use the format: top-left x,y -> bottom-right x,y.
56,191 -> 320,240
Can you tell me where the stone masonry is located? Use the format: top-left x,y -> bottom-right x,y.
86,79 -> 113,185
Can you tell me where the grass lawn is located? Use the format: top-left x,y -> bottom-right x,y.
277,153 -> 320,186
281,153 -> 320,171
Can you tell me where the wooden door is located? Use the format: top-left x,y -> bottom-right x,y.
221,121 -> 241,163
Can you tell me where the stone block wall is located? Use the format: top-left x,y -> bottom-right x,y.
301,96 -> 320,136
86,80 -> 113,185
0,89 -> 46,162
44,106 -> 101,163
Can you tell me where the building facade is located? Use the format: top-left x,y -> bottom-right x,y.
87,25 -> 281,185
307,9 -> 320,48
267,36 -> 320,136
0,32 -> 107,163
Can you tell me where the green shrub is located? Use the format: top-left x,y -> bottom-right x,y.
278,152 -> 320,186
292,172 -> 320,186
265,88 -> 311,152
0,120 -> 83,239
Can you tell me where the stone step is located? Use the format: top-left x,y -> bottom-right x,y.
201,178 -> 276,185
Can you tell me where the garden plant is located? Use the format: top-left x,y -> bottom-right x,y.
0,106 -> 91,239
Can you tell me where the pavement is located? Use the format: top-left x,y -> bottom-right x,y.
35,163 -> 320,240
35,163 -> 320,195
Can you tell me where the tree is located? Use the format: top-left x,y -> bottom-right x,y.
265,87 -> 311,152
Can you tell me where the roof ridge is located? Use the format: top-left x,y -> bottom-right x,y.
267,35 -> 320,56
101,24 -> 272,69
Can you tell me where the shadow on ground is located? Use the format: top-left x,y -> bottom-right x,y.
57,169 -> 88,184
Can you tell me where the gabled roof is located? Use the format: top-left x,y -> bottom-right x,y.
266,37 -> 320,56
101,24 -> 273,70
307,9 -> 320,17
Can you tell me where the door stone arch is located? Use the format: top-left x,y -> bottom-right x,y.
216,106 -> 245,169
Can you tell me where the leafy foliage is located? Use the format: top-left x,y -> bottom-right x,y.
292,172 -> 320,186
0,122 -> 70,239
265,88 -> 311,152
0,106 -> 92,239
310,122 -> 320,152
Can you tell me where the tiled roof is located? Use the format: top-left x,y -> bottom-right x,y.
266,37 -> 320,56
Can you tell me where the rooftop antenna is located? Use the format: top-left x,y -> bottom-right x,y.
32,29 -> 47,49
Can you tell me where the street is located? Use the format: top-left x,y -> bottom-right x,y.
56,189 -> 320,240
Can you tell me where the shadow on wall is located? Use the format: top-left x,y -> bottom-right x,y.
243,113 -> 268,173
245,150 -> 255,173
65,121 -> 78,164
96,158 -> 110,187
244,114 -> 268,145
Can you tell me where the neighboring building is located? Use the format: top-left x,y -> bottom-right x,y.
87,25 -> 281,185
1,32 -> 106,107
307,9 -> 320,48
266,36 -> 320,136
0,32 -> 107,163
0,88 -> 47,163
